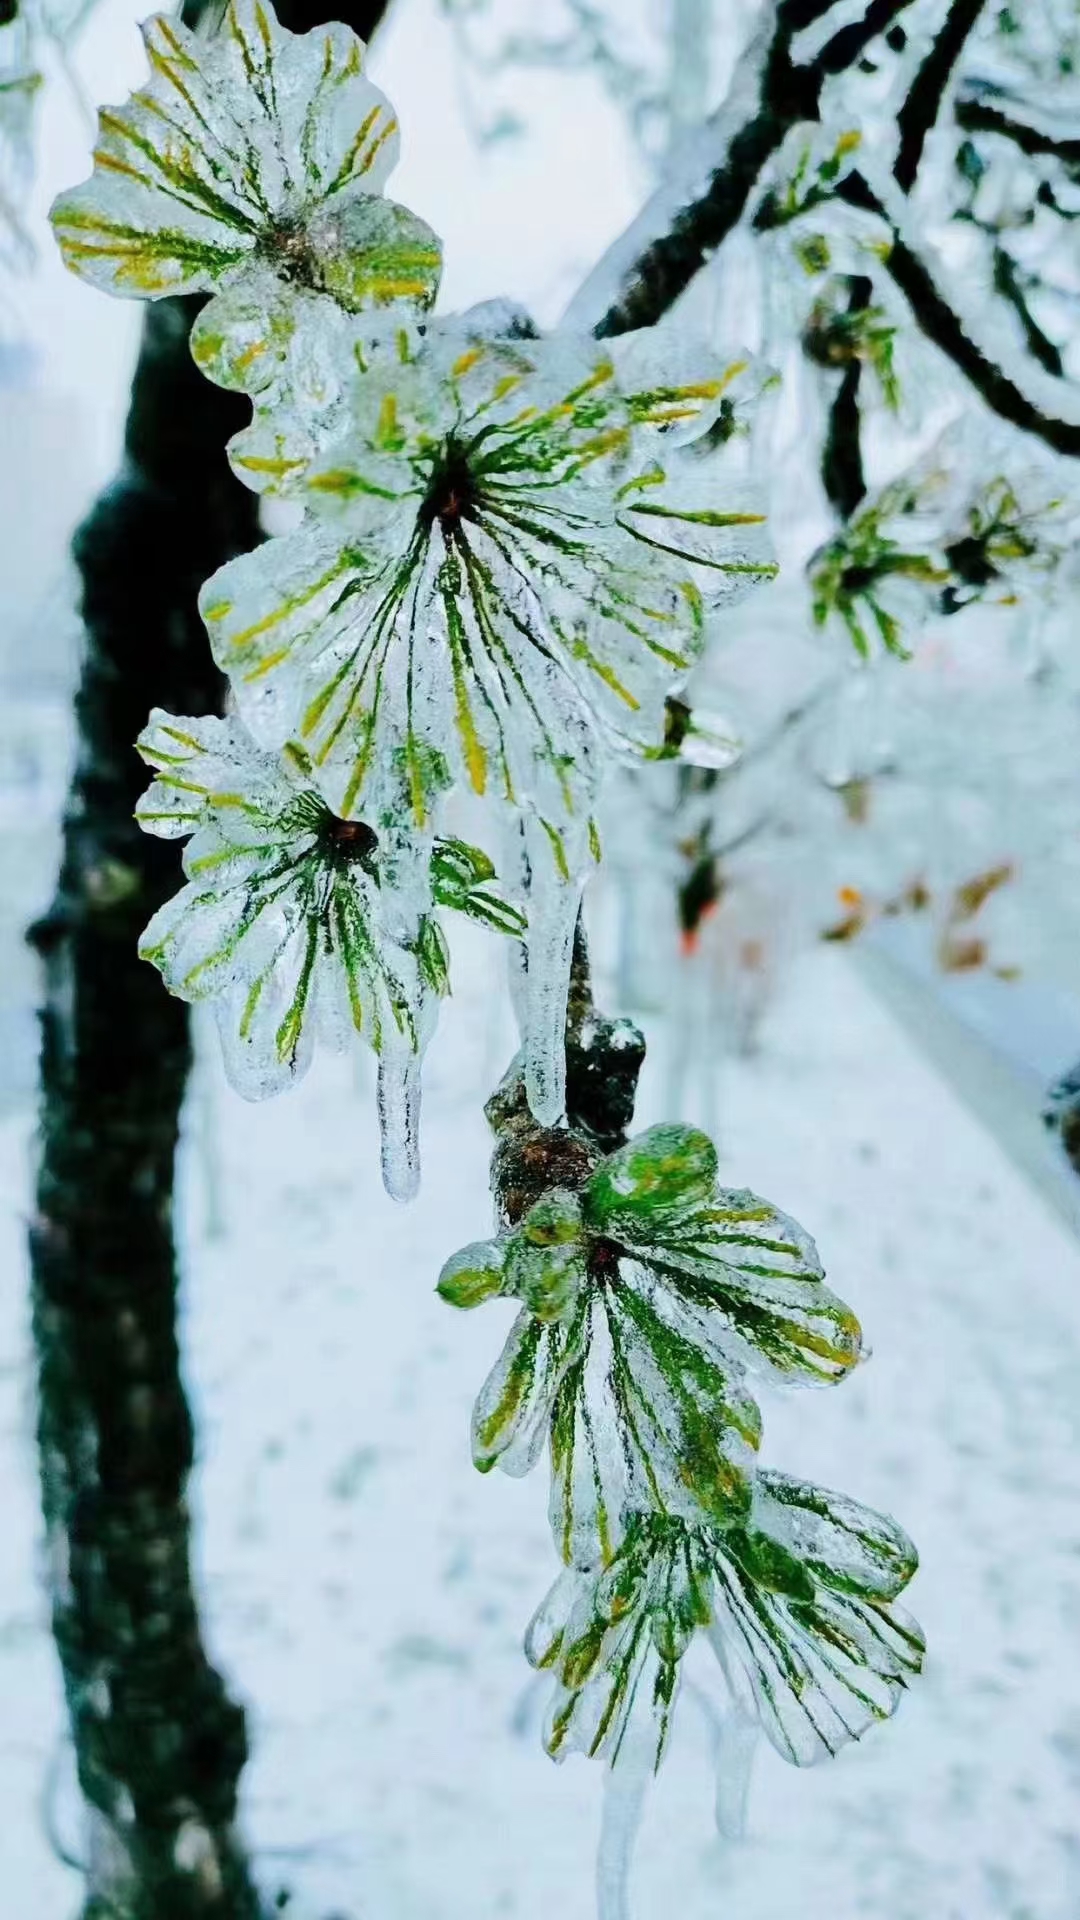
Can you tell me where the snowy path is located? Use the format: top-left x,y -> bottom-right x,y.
4,939 -> 1080,1918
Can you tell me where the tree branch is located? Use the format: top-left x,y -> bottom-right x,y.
569,0 -> 917,339
814,0 -> 918,75
819,275 -> 872,517
837,169 -> 1080,455
955,88 -> 1080,169
894,0 -> 989,193
993,244 -> 1065,379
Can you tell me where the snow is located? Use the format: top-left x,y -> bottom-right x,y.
5,930 -> 1080,1916
5,2 -> 1080,1912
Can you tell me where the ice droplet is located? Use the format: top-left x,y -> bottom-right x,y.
522,857 -> 584,1127
377,1047 -> 421,1202
596,1744 -> 652,1920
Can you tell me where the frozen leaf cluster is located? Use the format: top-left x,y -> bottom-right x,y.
50,0 -> 441,313
528,1487 -> 922,1771
50,0 -> 777,1181
440,1117 -> 922,1770
135,709 -> 522,1198
809,447 -> 1071,658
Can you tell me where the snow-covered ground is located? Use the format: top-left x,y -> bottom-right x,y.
4,2 -> 1080,1912
4,932 -> 1080,1919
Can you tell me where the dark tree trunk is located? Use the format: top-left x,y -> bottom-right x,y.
27,3 -> 395,1916
30,292 -> 264,1920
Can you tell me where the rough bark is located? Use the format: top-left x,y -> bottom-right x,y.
30,285 -> 264,1920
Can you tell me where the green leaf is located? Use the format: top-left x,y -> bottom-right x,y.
50,1 -> 442,314
504,1238 -> 589,1324
585,1126 -> 861,1386
527,1525 -> 687,1770
416,916 -> 450,995
437,1239 -> 506,1311
711,1547 -> 925,1766
520,1188 -> 587,1248
583,1123 -> 718,1232
752,1472 -> 919,1603
527,1505 -> 924,1775
471,1308 -> 578,1476
549,1281 -> 759,1569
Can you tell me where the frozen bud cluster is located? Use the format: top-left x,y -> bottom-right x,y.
440,1119 -> 922,1769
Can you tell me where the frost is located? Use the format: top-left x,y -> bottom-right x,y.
135,708 -> 522,1193
49,0 -> 441,370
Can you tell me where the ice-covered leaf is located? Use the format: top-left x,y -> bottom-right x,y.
585,1122 -> 718,1226
525,1520 -> 698,1770
583,1124 -> 862,1385
135,708 -> 516,1196
431,834 -> 526,937
503,1189 -> 589,1322
437,1238 -> 507,1310
136,707 -> 429,1097
51,0 -> 440,315
202,327 -> 772,820
49,0 -> 437,471
471,1306 -> 582,1476
712,1542 -> 924,1766
751,1471 -> 919,1604
549,1274 -> 761,1568
527,1502 -> 923,1773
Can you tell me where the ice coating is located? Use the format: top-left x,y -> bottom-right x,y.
49,0 -> 442,372
200,323 -> 773,1121
377,1041 -> 423,1202
596,1740 -> 652,1920
134,708 -> 522,1194
442,1111 -> 922,1776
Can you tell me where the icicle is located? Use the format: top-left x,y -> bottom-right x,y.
522,858 -> 584,1128
377,1045 -> 422,1202
713,1712 -> 758,1843
688,1682 -> 758,1844
596,1746 -> 652,1920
